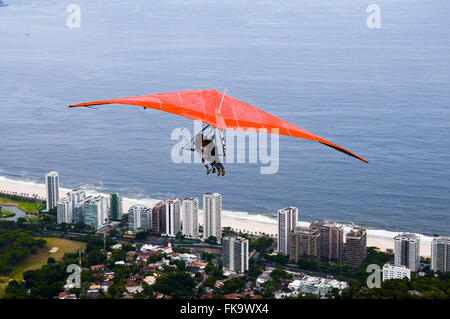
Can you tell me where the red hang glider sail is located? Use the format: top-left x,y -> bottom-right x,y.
69,89 -> 368,163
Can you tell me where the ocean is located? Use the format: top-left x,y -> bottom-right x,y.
0,0 -> 449,237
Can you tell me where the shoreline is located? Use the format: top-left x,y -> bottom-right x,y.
0,175 -> 432,257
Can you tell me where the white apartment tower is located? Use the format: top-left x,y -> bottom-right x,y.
277,206 -> 298,254
203,193 -> 222,244
68,189 -> 86,223
431,236 -> 450,273
165,198 -> 181,237
68,189 -> 86,205
45,171 -> 59,211
394,233 -> 421,272
128,204 -> 152,232
182,197 -> 199,238
222,236 -> 249,273
57,197 -> 73,224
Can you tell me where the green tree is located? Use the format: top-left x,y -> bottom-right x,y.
205,236 -> 217,245
135,231 -> 149,241
270,268 -> 292,282
175,231 -> 183,240
222,277 -> 246,294
202,252 -> 214,262
154,271 -> 196,299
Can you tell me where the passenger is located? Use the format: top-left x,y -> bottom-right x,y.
193,132 -> 225,176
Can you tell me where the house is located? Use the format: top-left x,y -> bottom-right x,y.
155,258 -> 170,267
256,270 -> 272,288
288,279 -> 302,291
58,291 -> 77,299
214,280 -> 225,288
409,290 -> 423,296
138,251 -> 151,259
162,243 -> 173,254
140,244 -> 160,252
102,281 -> 114,292
223,270 -> 234,277
179,253 -> 198,263
125,285 -> 143,294
90,264 -> 105,271
104,272 -> 115,280
86,289 -> 99,299
167,252 -> 180,260
125,275 -> 144,295
144,276 -> 157,285
187,260 -> 208,272
140,265 -> 157,274
89,284 -> 102,290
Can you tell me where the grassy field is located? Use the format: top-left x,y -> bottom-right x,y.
0,196 -> 45,214
0,237 -> 85,298
0,209 -> 15,218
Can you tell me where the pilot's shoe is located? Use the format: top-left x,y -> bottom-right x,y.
217,169 -> 221,176
222,169 -> 225,176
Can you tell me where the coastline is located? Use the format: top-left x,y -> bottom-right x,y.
0,176 -> 432,257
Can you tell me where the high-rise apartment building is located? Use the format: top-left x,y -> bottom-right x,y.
394,233 -> 421,272
152,201 -> 166,233
203,193 -> 222,244
344,226 -> 367,268
128,204 -> 152,231
57,197 -> 72,224
431,236 -> 450,273
68,189 -> 86,206
73,200 -> 87,224
165,198 -> 181,237
68,189 -> 86,223
277,207 -> 298,254
182,197 -> 199,238
83,196 -> 109,229
45,171 -> 59,211
110,193 -> 123,220
310,221 -> 344,262
222,236 -> 249,273
289,227 -> 320,263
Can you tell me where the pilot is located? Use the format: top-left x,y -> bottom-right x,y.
193,132 -> 225,176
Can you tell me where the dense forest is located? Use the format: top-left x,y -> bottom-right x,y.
0,230 -> 46,274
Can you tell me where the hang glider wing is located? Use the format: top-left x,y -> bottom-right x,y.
69,89 -> 368,163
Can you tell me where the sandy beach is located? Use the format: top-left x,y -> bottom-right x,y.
0,176 -> 432,257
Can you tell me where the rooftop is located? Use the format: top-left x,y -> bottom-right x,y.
394,233 -> 419,241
